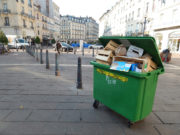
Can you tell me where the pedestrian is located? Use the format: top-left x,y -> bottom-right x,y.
160,48 -> 171,63
56,41 -> 62,55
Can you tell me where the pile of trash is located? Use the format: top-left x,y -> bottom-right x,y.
96,40 -> 157,73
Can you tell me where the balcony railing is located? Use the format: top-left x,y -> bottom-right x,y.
29,15 -> 35,20
31,26 -> 34,29
0,9 -> 11,14
23,25 -> 27,28
4,23 -> 10,26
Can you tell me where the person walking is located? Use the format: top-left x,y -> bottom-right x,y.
56,41 -> 62,55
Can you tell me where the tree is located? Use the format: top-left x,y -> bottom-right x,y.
34,36 -> 40,44
0,31 -> 8,45
51,38 -> 56,44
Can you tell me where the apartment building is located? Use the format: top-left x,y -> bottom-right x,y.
99,0 -> 180,53
60,15 -> 86,43
0,0 -> 35,40
34,4 -> 49,41
153,0 -> 180,52
52,2 -> 60,40
83,17 -> 99,43
60,15 -> 99,43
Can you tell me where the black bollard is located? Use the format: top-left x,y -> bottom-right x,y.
92,48 -> 94,57
46,50 -> 50,69
55,53 -> 60,76
73,48 -> 76,55
82,47 -> 84,56
77,57 -> 82,89
40,48 -> 43,64
67,47 -> 69,54
33,47 -> 35,57
36,48 -> 39,61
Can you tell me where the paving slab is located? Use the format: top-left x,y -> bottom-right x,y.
27,110 -> 61,122
155,112 -> 180,124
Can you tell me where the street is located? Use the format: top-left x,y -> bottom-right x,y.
0,49 -> 180,135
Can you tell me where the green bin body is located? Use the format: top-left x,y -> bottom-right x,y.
90,36 -> 164,123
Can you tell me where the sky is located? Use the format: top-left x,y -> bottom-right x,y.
53,0 -> 118,22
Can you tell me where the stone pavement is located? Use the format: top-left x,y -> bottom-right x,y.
0,50 -> 180,135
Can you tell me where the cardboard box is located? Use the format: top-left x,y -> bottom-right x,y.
105,40 -> 120,52
113,56 -> 150,72
110,61 -> 132,72
127,45 -> 144,58
96,50 -> 113,65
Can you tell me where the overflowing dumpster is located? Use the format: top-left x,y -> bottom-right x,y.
90,36 -> 164,127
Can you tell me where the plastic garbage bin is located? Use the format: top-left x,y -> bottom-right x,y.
90,36 -> 164,127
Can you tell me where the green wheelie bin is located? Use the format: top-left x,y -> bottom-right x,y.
90,36 -> 164,127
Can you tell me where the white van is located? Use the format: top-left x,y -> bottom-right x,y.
8,38 -> 30,49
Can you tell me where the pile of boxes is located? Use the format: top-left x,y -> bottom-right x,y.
96,40 -> 157,73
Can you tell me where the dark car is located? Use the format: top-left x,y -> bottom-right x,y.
61,42 -> 73,52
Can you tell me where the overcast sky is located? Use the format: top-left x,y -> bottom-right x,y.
53,0 -> 118,22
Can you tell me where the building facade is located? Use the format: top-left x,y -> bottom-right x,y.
34,0 -> 53,18
60,15 -> 99,43
83,17 -> 99,43
0,0 -> 61,43
153,0 -> 180,52
52,2 -> 60,41
0,0 -> 35,40
99,0 -> 180,53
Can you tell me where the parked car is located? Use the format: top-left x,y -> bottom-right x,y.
8,38 -> 29,49
61,42 -> 73,52
88,44 -> 104,49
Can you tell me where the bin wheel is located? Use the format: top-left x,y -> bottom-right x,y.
128,121 -> 133,128
93,100 -> 99,109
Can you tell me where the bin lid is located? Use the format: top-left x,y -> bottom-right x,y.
99,36 -> 164,69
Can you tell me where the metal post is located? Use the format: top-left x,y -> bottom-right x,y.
82,47 -> 84,56
67,47 -> 69,54
55,53 -> 60,76
40,48 -> 43,64
33,47 -> 35,57
77,57 -> 82,89
46,50 -> 50,69
36,48 -> 39,61
92,48 -> 94,57
142,17 -> 147,37
74,47 -> 76,55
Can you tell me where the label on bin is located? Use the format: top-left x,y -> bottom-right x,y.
96,68 -> 128,82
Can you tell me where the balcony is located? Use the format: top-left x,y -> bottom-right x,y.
29,15 -> 35,20
0,9 -> 11,14
21,12 -> 28,17
4,23 -> 10,26
23,25 -> 27,28
31,26 -> 34,29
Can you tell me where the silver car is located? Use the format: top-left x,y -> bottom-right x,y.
88,44 -> 104,49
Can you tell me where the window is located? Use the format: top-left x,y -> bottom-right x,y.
4,17 -> 10,26
38,30 -> 40,35
30,22 -> 33,29
23,19 -> 26,27
28,0 -> 32,7
21,0 -> 24,4
22,7 -> 24,13
137,8 -> 140,17
3,3 -> 7,10
132,11 -> 134,21
146,2 -> 149,13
